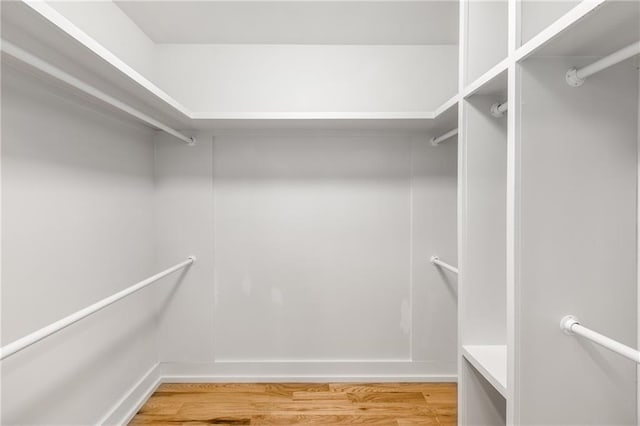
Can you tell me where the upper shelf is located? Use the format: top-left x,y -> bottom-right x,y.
1,0 -> 191,130
1,1 -> 459,134
517,0 -> 639,60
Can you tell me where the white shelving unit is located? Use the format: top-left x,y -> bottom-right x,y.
2,0 -> 639,423
458,0 -> 640,424
1,0 -> 459,133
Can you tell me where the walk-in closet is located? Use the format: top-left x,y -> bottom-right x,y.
1,1 -> 639,425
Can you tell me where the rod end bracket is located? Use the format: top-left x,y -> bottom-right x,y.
188,137 -> 196,147
490,103 -> 505,118
430,137 -> 439,146
566,68 -> 585,87
188,255 -> 197,263
560,315 -> 580,335
430,255 -> 439,263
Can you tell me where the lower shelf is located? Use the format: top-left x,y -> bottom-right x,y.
461,344 -> 507,397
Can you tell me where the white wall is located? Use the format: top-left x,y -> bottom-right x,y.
517,57 -> 637,425
154,130 -> 457,379
1,64 -> 158,424
153,45 -> 458,114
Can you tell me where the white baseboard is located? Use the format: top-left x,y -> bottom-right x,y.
101,361 -> 457,424
159,361 -> 457,383
99,363 -> 162,426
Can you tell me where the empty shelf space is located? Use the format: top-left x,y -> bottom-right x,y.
462,345 -> 507,397
517,0 -> 639,61
463,59 -> 508,98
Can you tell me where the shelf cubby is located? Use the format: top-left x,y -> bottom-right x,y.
465,0 -> 508,85
517,0 -> 639,61
461,345 -> 507,397
460,357 -> 506,426
460,74 -> 507,347
518,0 -> 581,47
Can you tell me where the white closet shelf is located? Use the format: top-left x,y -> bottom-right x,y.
517,0 -> 639,61
189,94 -> 458,131
2,0 -> 459,133
462,345 -> 507,398
463,60 -> 508,98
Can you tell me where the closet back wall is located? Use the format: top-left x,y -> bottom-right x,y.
154,131 -> 458,379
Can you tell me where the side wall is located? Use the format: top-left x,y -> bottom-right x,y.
1,64 -> 158,425
154,130 -> 458,379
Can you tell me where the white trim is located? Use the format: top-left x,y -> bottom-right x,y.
161,374 -> 458,383
159,362 -> 457,383
99,363 -> 162,426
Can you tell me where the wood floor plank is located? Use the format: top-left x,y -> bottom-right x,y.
129,382 -> 456,425
292,391 -> 350,401
346,392 -> 427,405
251,415 -> 400,425
158,383 -> 269,393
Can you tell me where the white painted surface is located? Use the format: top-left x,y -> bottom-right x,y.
518,1 -> 580,46
461,345 -> 507,397
211,132 -> 454,364
153,44 -> 458,114
461,359 -> 506,426
152,130 -> 457,375
465,0 -> 508,85
46,0 -> 156,81
517,57 -> 637,425
1,65 -> 158,424
5,2 -> 459,121
114,1 -> 459,45
159,361 -> 457,382
153,133 -> 216,363
461,94 -> 507,346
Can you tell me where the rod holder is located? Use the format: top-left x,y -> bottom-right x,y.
490,102 -> 508,118
560,315 -> 580,335
565,68 -> 585,87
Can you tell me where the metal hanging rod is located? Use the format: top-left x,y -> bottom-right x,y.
560,315 -> 640,363
0,256 -> 196,361
490,101 -> 508,118
566,41 -> 640,87
430,256 -> 458,275
430,128 -> 458,146
0,40 -> 195,146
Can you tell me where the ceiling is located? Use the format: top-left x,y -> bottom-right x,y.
114,1 -> 459,45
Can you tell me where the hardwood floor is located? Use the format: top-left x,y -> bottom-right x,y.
129,382 -> 456,425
